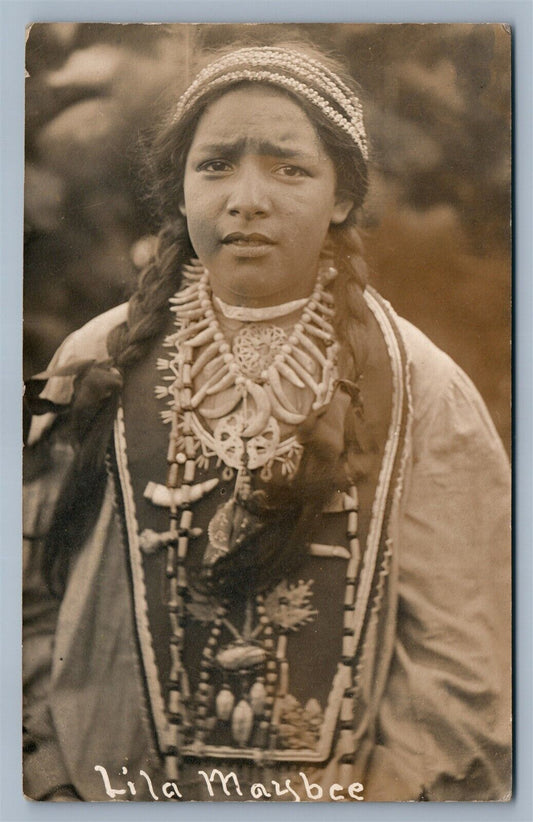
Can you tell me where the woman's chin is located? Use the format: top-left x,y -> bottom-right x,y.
208,265 -> 316,308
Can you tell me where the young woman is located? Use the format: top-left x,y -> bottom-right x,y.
23,44 -> 511,802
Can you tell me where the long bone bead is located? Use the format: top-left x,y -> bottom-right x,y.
175,317 -> 211,342
182,260 -> 204,275
181,270 -> 203,282
321,360 -> 335,386
170,298 -> 202,311
144,477 -> 219,507
139,527 -> 203,554
294,329 -> 327,366
187,325 -> 219,348
317,367 -> 338,409
191,364 -> 229,406
267,366 -> 302,414
309,543 -> 351,559
205,368 -> 236,396
181,274 -> 204,287
198,353 -> 226,380
265,385 -> 307,425
313,300 -> 335,317
286,345 -> 314,373
177,306 -> 206,320
170,299 -> 198,313
169,285 -> 200,304
305,307 -> 335,332
275,359 -> 305,388
302,322 -> 333,342
284,353 -> 320,394
171,283 -> 198,299
190,341 -> 223,378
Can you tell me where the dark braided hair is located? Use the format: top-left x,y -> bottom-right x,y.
41,41 -> 371,596
107,222 -> 194,368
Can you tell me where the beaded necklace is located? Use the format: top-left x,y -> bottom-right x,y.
156,261 -> 340,480
140,261 -> 367,781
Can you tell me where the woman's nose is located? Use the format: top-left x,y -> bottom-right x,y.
226,163 -> 270,218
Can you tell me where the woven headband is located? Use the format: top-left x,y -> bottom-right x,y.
173,46 -> 368,161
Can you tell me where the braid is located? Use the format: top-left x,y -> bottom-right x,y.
330,225 -> 374,486
42,221 -> 192,596
331,225 -> 369,382
107,221 -> 194,371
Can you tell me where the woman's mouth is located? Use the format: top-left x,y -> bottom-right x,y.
222,232 -> 274,246
221,232 -> 275,257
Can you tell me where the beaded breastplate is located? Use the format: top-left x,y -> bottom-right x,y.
112,265 -> 409,783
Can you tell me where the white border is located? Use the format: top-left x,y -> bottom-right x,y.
4,3 -> 531,821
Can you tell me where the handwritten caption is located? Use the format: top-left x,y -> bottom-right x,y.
94,765 -> 365,802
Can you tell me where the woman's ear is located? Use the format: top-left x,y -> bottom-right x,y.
331,195 -> 354,226
178,201 -> 187,217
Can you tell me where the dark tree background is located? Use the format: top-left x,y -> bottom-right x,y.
24,23 -> 511,449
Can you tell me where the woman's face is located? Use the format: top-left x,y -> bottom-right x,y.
181,86 -> 353,307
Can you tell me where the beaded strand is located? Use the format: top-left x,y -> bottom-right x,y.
338,486 -> 361,791
163,340 -> 197,779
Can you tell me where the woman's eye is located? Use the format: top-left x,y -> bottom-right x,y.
275,165 -> 307,178
198,160 -> 232,173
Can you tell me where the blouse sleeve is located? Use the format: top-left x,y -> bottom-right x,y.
22,306 -> 127,799
23,438 -> 77,799
371,353 -> 511,800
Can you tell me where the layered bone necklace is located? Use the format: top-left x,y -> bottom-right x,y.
156,259 -> 340,490
141,260 -> 362,780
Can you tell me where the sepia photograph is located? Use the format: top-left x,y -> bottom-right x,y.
22,22 -> 511,802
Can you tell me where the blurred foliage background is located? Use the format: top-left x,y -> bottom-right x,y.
24,23 -> 511,449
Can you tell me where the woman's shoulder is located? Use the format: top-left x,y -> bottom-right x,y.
26,304 -> 128,446
51,303 -> 129,365
365,290 -> 469,426
396,317 -> 460,398
38,302 -> 128,392
393,314 -> 507,461
365,289 -> 505,457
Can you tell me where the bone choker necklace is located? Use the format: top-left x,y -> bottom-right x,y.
213,294 -> 309,322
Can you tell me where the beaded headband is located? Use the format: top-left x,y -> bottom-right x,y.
173,46 -> 368,161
